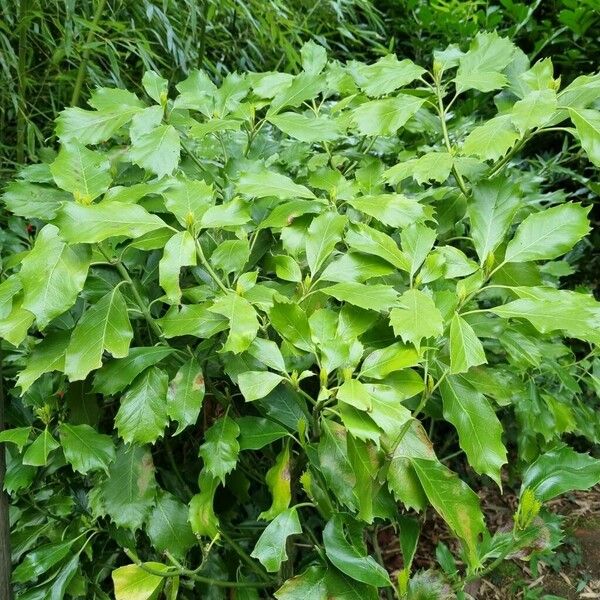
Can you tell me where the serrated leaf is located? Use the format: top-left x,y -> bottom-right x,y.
347,194 -> 426,228
19,224 -> 90,328
350,55 -> 424,97
50,143 -> 112,203
93,346 -> 174,395
163,177 -> 213,227
360,342 -> 420,379
198,416 -> 240,483
59,423 -> 115,474
401,223 -> 437,281
0,427 -> 31,451
411,458 -> 485,568
511,89 -> 557,133
449,314 -> 487,374
131,123 -> 180,178
569,108 -> 600,167
238,371 -> 284,402
305,212 -> 347,275
504,203 -> 591,263
237,417 -> 288,450
167,358 -> 205,434
146,492 -> 195,559
97,444 -> 157,531
440,376 -> 506,485
462,115 -> 520,161
115,367 -> 169,445
322,282 -> 398,312
345,223 -> 409,272
269,301 -> 313,352
521,445 -> 600,501
390,289 -> 443,349
467,177 -> 520,264
352,95 -> 425,136
323,515 -> 391,587
22,428 -> 60,466
65,287 -> 133,381
16,332 -> 70,393
251,508 -> 302,572
159,230 -> 197,304
238,168 -> 315,200
268,112 -> 340,143
53,201 -> 167,244
209,293 -> 259,354
268,72 -> 324,115
188,472 -> 220,539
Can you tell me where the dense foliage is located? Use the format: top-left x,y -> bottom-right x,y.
1,29 -> 600,598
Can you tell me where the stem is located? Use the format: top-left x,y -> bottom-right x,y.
435,81 -> 470,199
219,530 -> 271,582
98,246 -> 164,339
124,549 -> 272,589
195,240 -> 229,293
0,348 -> 13,600
71,0 -> 108,106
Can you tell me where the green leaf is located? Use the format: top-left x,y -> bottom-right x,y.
237,417 -> 289,450
439,376 -> 506,485
346,194 -> 426,228
163,177 -> 213,227
401,223 -> 437,281
0,297 -> 34,346
455,31 -> 515,93
390,289 -> 443,349
272,254 -> 302,282
166,358 -> 205,434
384,153 -> 454,186
158,303 -> 228,339
22,428 -> 60,466
238,168 -> 315,200
521,445 -> 600,501
189,472 -> 220,539
93,346 -> 174,395
174,69 -> 216,114
199,197 -> 251,228
467,177 -> 520,264
337,379 -> 372,411
0,427 -> 31,451
504,203 -> 591,263
59,423 -> 115,474
209,293 -> 260,354
142,70 -> 168,104
112,563 -> 166,600
462,115 -> 520,161
2,181 -> 69,219
569,108 -> 600,167
131,121 -> 181,178
269,300 -> 313,352
449,314 -> 487,374
238,371 -> 284,402
16,332 -> 70,393
50,143 -> 112,203
97,444 -> 157,531
268,112 -> 340,143
247,337 -> 287,372
360,342 -> 420,380
489,286 -> 600,345
65,287 -> 133,381
268,72 -> 324,115
352,95 -> 425,136
54,201 -> 167,244
345,223 -> 409,272
411,458 -> 485,568
12,539 -> 76,583
320,253 -> 394,284
322,282 -> 398,312
115,367 -> 169,445
347,435 -> 378,523
305,212 -> 347,275
56,88 -> 144,144
159,230 -> 197,304
511,90 -> 557,133
251,508 -> 302,572
0,276 -> 21,320
350,55 -> 425,97
323,515 -> 391,587
19,224 -> 90,328
198,416 -> 240,483
146,492 -> 196,559
211,239 -> 250,275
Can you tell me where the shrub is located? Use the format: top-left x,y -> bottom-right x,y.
1,32 -> 600,598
